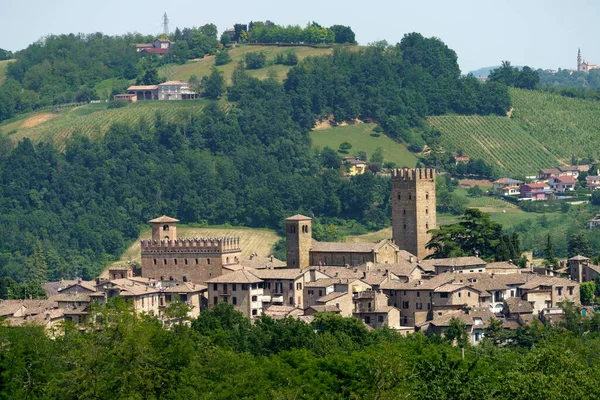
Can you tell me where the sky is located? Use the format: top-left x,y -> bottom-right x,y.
2,0 -> 599,73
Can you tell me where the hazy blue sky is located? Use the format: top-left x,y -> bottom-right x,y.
2,0 -> 598,73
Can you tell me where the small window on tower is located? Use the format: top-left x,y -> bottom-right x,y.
409,194 -> 412,200
163,259 -> 167,265
426,193 -> 429,200
184,259 -> 188,265
426,208 -> 428,214
403,224 -> 406,230
163,224 -> 169,231
426,223 -> 429,229
403,209 -> 406,215
397,194 -> 401,200
174,259 -> 178,265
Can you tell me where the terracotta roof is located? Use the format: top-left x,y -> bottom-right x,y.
554,175 -> 577,183
0,301 -> 27,317
148,215 -> 179,223
308,305 -> 341,313
101,279 -> 160,296
50,293 -> 93,302
309,266 -> 363,279
559,166 -> 579,172
523,182 -> 550,189
20,299 -> 59,314
285,214 -> 312,221
206,270 -> 263,284
494,178 -> 523,184
222,264 -> 256,272
430,256 -> 486,268
380,273 -> 455,291
569,255 -> 590,261
520,276 -> 576,290
141,48 -> 169,54
252,268 -> 303,280
162,282 -> 207,293
239,255 -> 286,269
505,298 -> 534,314
427,309 -> 496,328
311,239 -> 397,253
486,262 -> 520,270
317,292 -> 347,303
128,85 -> 159,91
263,305 -> 302,320
305,278 -> 354,288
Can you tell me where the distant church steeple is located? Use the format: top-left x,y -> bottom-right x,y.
578,48 -> 582,70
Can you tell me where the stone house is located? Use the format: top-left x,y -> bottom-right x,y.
420,308 -> 497,345
157,81 -> 199,100
309,239 -> 401,267
519,276 -> 579,313
96,278 -> 161,316
252,268 -> 327,309
160,281 -> 207,319
304,278 -> 372,317
419,256 -> 486,275
569,255 -> 600,282
352,290 -> 401,329
206,270 -> 265,318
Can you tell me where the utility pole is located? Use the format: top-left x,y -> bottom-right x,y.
162,12 -> 172,81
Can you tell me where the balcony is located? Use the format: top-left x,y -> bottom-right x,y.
353,291 -> 375,299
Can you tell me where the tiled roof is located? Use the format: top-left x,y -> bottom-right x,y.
486,262 -> 520,270
505,298 -> 534,314
148,215 -> 179,223
380,273 -> 455,291
305,278 -> 353,288
240,255 -> 286,269
427,308 -> 496,328
285,214 -> 312,221
206,270 -> 263,284
0,301 -> 26,316
251,268 -> 303,280
50,293 -> 93,302
317,292 -> 347,303
520,276 -> 576,290
309,305 -> 341,313
569,255 -> 590,261
263,305 -> 302,320
494,178 -> 523,184
128,85 -> 159,91
162,282 -> 207,293
311,239 -> 397,253
311,266 -> 364,279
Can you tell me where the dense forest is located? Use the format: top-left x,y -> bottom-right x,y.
2,300 -> 600,399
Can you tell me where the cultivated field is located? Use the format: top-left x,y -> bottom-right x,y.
310,122 -> 418,167
0,100 -> 208,147
428,114 -> 559,177
163,45 -> 335,83
104,225 -> 282,276
510,88 -> 600,160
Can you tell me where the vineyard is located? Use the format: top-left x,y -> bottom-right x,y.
164,45 -> 335,83
510,88 -> 600,160
0,100 -> 208,147
428,114 -> 560,177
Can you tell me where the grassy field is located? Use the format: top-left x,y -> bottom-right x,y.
162,45 -> 335,83
428,114 -> 559,177
103,225 -> 282,277
0,100 -> 208,147
0,59 -> 14,85
310,122 -> 418,167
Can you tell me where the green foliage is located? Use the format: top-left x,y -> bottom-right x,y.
244,52 -> 267,69
201,66 -> 225,100
489,61 -> 539,90
467,185 -> 483,197
247,21 -> 336,44
444,317 -> 469,348
330,25 -> 356,44
543,233 -> 558,268
214,50 -> 232,66
427,208 -> 523,261
107,99 -> 128,109
338,141 -> 352,151
568,232 -> 592,258
0,47 -> 12,60
581,282 -> 595,305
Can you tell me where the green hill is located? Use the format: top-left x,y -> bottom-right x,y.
162,45 -> 335,83
0,59 -> 14,84
0,100 -> 208,147
310,122 -> 418,167
429,88 -> 600,177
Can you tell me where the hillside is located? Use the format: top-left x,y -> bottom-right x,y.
0,59 -> 14,84
105,225 -> 282,277
0,100 -> 208,146
310,122 -> 418,167
429,88 -> 600,177
162,45 -> 335,83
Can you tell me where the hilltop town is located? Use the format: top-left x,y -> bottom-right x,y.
2,167 -> 592,346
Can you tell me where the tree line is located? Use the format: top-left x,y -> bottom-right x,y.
2,299 -> 600,398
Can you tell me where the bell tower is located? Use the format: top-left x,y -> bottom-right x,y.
578,48 -> 582,72
392,168 -> 436,259
149,215 -> 179,241
285,215 -> 312,269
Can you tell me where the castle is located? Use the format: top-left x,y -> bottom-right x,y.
577,48 -> 598,73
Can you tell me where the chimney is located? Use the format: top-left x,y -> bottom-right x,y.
270,255 -> 274,262
409,256 -> 414,263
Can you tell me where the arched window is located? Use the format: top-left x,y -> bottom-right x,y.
403,224 -> 407,230
163,259 -> 167,265
226,257 -> 230,264
426,193 -> 429,200
163,224 -> 169,231
408,194 -> 412,200
183,276 -> 188,282
426,208 -> 428,214
397,194 -> 401,200
426,223 -> 429,229
207,258 -> 211,265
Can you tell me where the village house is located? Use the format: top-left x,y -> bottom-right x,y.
586,175 -> 600,190
127,85 -> 158,100
549,175 -> 577,192
454,156 -> 470,164
569,255 -> 600,283
492,178 -> 523,196
341,157 -> 368,176
309,239 -> 401,267
135,38 -> 173,54
520,182 -> 551,201
252,268 -> 328,309
352,290 -> 402,329
589,214 -> 600,229
157,81 -> 199,100
419,256 -> 487,275
420,308 -> 496,345
206,270 -> 265,318
519,276 -> 579,313
113,93 -> 137,103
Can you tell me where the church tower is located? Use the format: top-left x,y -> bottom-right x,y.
149,215 -> 179,240
285,215 -> 312,269
392,168 -> 436,259
578,48 -> 583,72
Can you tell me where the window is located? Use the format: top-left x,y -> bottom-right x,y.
213,284 -> 218,291
416,303 -> 422,310
425,208 -> 428,214
409,194 -> 412,200
569,287 -> 574,296
308,289 -> 314,295
458,292 -> 461,298
365,316 -> 371,324
426,193 -> 429,200
207,258 -> 210,265
183,276 -> 188,282
141,297 -> 144,307
252,309 -> 258,316
242,284 -> 249,290
467,292 -> 471,297
163,259 -> 167,265
232,284 -> 237,291
233,297 -> 237,305
252,295 -> 257,301
174,259 -> 178,265
417,291 -> 420,297
557,287 -> 563,296
289,282 -> 293,290
184,259 -> 188,265
195,259 -> 199,264
426,223 -> 429,229
163,224 -> 169,231
160,276 -> 164,281
289,297 -> 294,305
318,290 -> 323,297
402,301 -> 409,309
427,303 -> 431,310
403,209 -> 406,215
403,316 -> 408,325
397,194 -> 401,200
403,291 -> 406,295
153,259 -> 157,265
296,282 -> 302,290
378,315 -> 384,323
213,297 -> 218,305
404,224 -> 406,230
440,293 -> 448,298
252,283 -> 257,289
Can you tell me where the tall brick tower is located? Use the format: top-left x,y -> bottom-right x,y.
285,214 -> 312,269
150,215 -> 179,240
392,168 -> 436,259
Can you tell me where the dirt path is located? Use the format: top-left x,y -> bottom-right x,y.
21,113 -> 57,128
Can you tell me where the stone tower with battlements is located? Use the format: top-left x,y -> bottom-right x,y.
285,214 -> 312,269
392,168 -> 436,259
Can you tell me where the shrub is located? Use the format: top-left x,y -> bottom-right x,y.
215,51 -> 232,66
245,52 -> 266,69
108,100 -> 127,109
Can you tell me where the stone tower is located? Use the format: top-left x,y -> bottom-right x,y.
392,168 -> 436,259
149,215 -> 179,240
285,214 -> 312,269
578,48 -> 582,72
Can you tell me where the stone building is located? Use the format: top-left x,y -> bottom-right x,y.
140,215 -> 242,285
206,270 -> 265,318
285,214 -> 313,269
578,48 -> 599,73
392,168 -> 436,259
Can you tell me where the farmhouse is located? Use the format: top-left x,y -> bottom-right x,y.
520,182 -> 551,200
135,38 -> 174,54
342,157 -> 367,176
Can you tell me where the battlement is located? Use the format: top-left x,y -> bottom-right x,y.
141,237 -> 241,253
391,168 -> 436,181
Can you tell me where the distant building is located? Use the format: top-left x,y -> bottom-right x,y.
341,157 -> 367,176
520,182 -> 551,201
578,48 -> 599,73
492,178 -> 523,196
158,81 -> 199,100
136,38 -> 174,54
549,175 -> 577,192
113,93 -> 137,103
586,175 -> 600,190
454,156 -> 470,164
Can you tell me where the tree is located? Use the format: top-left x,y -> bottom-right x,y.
543,234 -> 558,268
215,50 -> 232,66
467,185 -> 483,197
329,25 -> 356,44
338,142 -> 352,153
370,147 -> 384,166
170,41 -> 190,64
445,317 -> 469,348
483,317 -> 504,346
580,282 -> 595,305
201,67 -> 225,100
244,52 -> 266,69
220,32 -> 231,46
568,232 -> 591,258
25,241 -> 48,283
591,190 -> 600,206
